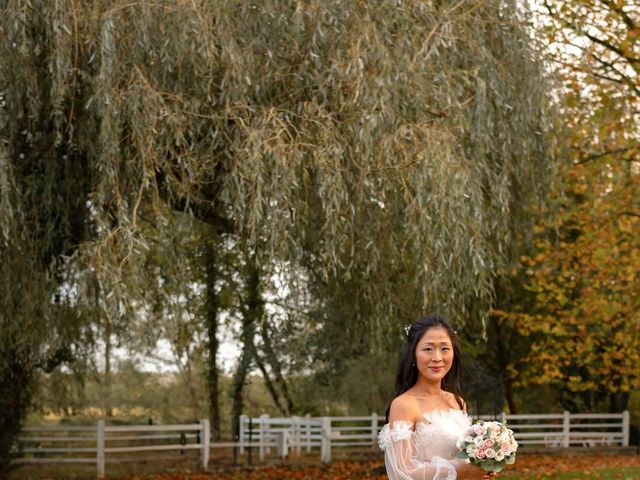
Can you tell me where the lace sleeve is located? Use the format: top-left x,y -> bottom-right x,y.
378,422 -> 457,480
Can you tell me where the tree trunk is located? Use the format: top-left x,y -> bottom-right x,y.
104,315 -> 113,418
94,275 -> 113,419
231,254 -> 262,441
204,242 -> 221,440
0,351 -> 32,471
259,320 -> 294,415
504,377 -> 517,414
231,340 -> 253,441
254,350 -> 286,415
183,353 -> 201,420
609,391 -> 629,413
491,315 -> 509,413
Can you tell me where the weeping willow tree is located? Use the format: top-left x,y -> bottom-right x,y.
1,0 -> 556,463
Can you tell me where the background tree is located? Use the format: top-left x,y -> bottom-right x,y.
496,0 -> 639,413
1,0 -> 556,463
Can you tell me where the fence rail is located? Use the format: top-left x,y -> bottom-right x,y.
13,410 -> 630,478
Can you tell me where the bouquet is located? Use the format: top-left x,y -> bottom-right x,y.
456,420 -> 518,473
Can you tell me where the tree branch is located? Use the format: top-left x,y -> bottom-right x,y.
618,210 -> 640,219
575,147 -> 631,164
155,169 -> 235,233
596,0 -> 637,32
587,51 -> 640,97
584,32 -> 640,65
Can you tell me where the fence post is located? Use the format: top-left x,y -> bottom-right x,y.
96,420 -> 105,479
305,414 -> 312,452
562,411 -> 570,447
239,415 -> 247,454
320,417 -> 331,464
500,411 -> 507,424
248,417 -> 253,465
259,414 -> 269,461
277,430 -> 289,459
371,413 -> 378,449
292,416 -> 301,455
200,419 -> 210,470
622,410 -> 630,447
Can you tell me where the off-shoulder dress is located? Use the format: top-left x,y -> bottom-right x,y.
378,408 -> 472,480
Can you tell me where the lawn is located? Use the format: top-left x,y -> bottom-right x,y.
8,453 -> 640,479
122,454 -> 639,480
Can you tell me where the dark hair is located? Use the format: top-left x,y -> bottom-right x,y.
385,314 -> 464,422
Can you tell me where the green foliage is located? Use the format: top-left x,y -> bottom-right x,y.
3,0 -> 556,331
1,0 -> 556,460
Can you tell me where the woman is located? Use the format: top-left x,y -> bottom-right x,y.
378,315 -> 496,479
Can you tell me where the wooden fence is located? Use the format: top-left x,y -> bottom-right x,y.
13,410 -> 631,478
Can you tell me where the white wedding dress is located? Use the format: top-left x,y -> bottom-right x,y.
378,408 -> 472,480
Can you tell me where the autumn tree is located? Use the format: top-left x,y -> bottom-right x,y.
496,0 -> 639,413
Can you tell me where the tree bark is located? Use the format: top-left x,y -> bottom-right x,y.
231,254 -> 262,441
259,320 -> 294,415
254,350 -> 287,415
491,314 -> 513,414
186,358 -> 201,420
0,351 -> 32,471
231,335 -> 253,441
94,275 -> 112,418
104,315 -> 113,418
204,242 -> 221,440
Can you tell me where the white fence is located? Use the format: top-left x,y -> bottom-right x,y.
238,410 -> 631,462
237,413 -> 381,463
15,420 -> 210,478
494,411 -> 631,448
13,411 -> 631,478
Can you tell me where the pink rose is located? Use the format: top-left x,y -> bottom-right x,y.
476,448 -> 486,459
501,443 -> 511,452
483,438 -> 495,448
473,425 -> 486,436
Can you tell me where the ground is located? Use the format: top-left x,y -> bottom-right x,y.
8,452 -> 640,479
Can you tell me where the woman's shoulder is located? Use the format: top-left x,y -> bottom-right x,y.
442,391 -> 467,411
390,390 -> 423,407
388,392 -> 422,424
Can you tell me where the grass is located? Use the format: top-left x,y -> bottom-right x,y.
7,452 -> 639,479
504,466 -> 640,479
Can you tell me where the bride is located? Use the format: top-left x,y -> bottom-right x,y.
378,315 -> 497,480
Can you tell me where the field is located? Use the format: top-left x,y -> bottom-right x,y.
8,453 -> 640,480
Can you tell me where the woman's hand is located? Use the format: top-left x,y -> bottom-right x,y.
456,463 -> 499,479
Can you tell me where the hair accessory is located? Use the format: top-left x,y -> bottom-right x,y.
403,324 -> 411,336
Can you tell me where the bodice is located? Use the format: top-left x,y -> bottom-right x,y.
378,408 -> 471,462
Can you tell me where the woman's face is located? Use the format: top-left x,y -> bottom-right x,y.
414,326 -> 454,383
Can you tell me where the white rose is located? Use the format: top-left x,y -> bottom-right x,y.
495,450 -> 505,461
464,435 -> 473,443
473,436 -> 484,446
485,448 -> 496,458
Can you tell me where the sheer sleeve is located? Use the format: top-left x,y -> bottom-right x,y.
378,421 -> 457,480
